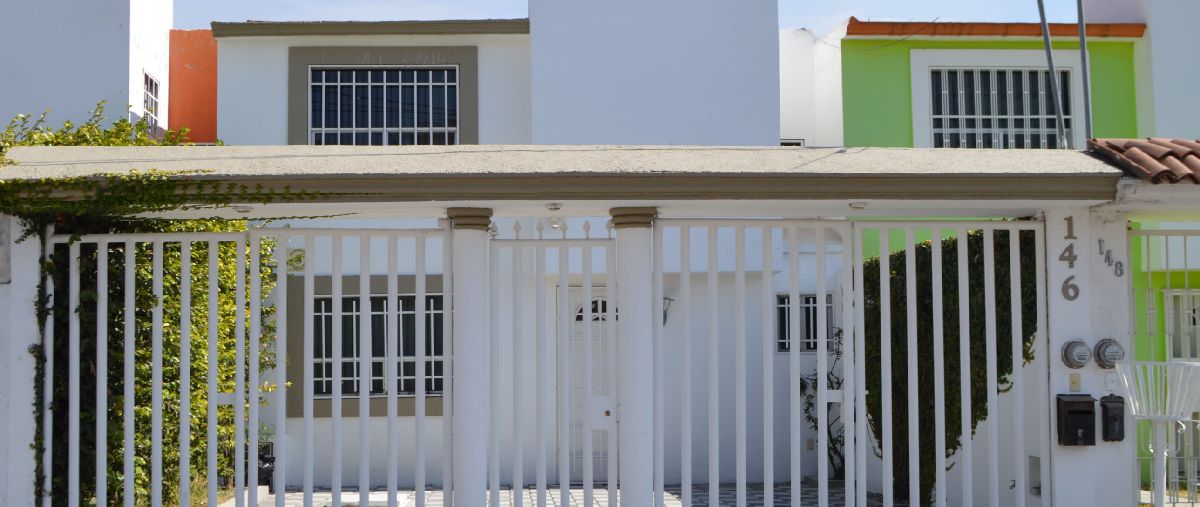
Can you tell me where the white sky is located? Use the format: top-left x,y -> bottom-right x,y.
175,0 -> 1081,37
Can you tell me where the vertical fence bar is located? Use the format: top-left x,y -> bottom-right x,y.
1035,226 -> 1051,507
680,227 -> 693,507
179,241 -> 192,507
124,240 -> 136,507
274,236 -> 289,507
655,225 -> 666,507
840,225 -> 857,507
606,241 -> 619,507
249,238 -> 261,507
151,241 -> 164,507
904,227 -> 919,505
1009,229 -> 1026,507
707,226 -> 720,507
816,227 -> 830,507
359,236 -> 372,507
331,237 -> 343,507
68,242 -> 81,507
207,240 -> 220,507
853,227 -> 869,507
583,244 -> 595,506
932,229 -> 948,507
303,236 -> 316,505
234,238 -> 247,507
735,227 -> 748,507
42,231 -> 55,507
416,235 -> 428,507
442,227 -> 455,506
558,244 -> 570,507
983,229 -> 1000,507
880,230 -> 894,506
513,243 -> 525,507
535,244 -> 548,507
386,236 -> 400,507
761,226 -> 775,507
788,227 -> 802,504
96,243 -> 109,507
957,227 -> 973,506
488,243 -> 500,507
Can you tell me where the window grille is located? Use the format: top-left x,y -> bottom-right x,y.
143,73 -> 160,131
929,68 -> 1071,149
312,294 -> 445,397
776,294 -> 832,352
308,67 -> 459,146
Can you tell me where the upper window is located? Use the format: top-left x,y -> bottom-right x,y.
143,73 -> 160,131
910,50 -> 1084,150
308,67 -> 459,146
776,294 -> 833,353
312,294 -> 445,397
929,68 -> 1072,149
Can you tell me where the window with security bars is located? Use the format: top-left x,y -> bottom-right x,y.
930,68 -> 1072,149
776,294 -> 833,353
309,67 -> 459,146
312,294 -> 446,397
143,73 -> 160,131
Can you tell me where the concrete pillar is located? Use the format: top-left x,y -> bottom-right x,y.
447,207 -> 492,505
610,207 -> 657,506
1044,208 -> 1135,507
2,215 -> 39,505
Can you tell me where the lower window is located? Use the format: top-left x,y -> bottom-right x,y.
776,294 -> 833,353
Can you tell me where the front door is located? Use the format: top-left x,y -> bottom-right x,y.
563,286 -> 615,485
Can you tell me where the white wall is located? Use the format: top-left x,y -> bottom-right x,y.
1086,0 -> 1200,138
0,0 -> 132,125
216,34 -> 531,145
779,26 -> 844,148
128,0 -> 171,128
0,217 -> 43,505
529,0 -> 779,145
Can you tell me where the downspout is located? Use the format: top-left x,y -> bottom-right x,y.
1077,0 -> 1095,141
1037,0 -> 1069,148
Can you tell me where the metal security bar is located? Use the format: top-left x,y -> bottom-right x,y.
654,219 -> 856,507
1131,230 -> 1200,506
42,226 -> 450,507
488,218 -> 617,507
308,67 -> 460,146
930,68 -> 1072,149
851,222 -> 1049,507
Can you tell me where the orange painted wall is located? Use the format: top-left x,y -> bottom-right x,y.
169,29 -> 218,143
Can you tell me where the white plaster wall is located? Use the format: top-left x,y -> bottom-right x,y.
529,0 -> 779,145
128,0 -> 171,128
0,0 -> 131,125
779,26 -> 844,148
217,34 -> 531,145
811,24 -> 846,148
1,217 -> 43,505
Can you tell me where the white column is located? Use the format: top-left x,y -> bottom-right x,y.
1044,208 -> 1135,507
448,208 -> 493,505
611,207 -> 657,507
3,215 -> 40,505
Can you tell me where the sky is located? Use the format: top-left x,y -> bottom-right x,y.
175,0 -> 1081,36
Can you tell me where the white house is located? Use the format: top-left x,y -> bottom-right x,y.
0,0 -> 171,131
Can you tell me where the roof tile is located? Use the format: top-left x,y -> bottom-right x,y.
1089,138 -> 1200,184
846,17 -> 1146,38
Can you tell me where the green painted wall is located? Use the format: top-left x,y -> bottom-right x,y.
841,39 -> 1140,147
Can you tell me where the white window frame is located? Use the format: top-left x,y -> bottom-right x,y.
1163,289 -> 1200,361
776,293 -> 833,353
306,64 -> 461,146
910,49 -> 1086,150
142,72 -> 160,131
311,293 -> 446,399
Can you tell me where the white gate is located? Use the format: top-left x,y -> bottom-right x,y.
41,226 -> 451,507
486,218 -> 617,506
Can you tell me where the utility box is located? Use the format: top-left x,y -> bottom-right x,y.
1100,394 -> 1126,442
1057,394 -> 1097,446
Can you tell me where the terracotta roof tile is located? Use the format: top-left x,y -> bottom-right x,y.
1089,138 -> 1200,184
845,17 -> 1146,38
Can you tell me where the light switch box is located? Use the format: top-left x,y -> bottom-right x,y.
1069,373 -> 1082,392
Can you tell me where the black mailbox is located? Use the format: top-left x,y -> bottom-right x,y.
1101,394 -> 1126,442
1057,394 -> 1096,446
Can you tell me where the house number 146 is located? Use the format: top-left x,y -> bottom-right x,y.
1060,216 -> 1080,301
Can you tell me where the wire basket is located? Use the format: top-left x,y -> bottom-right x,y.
1117,362 -> 1200,422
